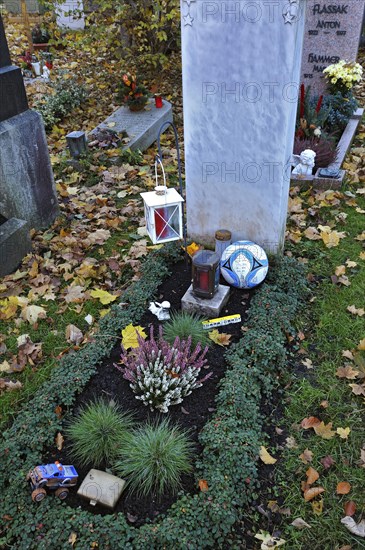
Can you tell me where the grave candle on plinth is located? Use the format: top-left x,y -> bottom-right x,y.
140,158 -> 184,244
154,94 -> 163,108
192,250 -> 220,299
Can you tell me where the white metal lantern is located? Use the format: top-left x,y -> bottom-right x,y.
140,158 -> 184,244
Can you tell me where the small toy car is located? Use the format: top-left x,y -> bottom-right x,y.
27,462 -> 78,502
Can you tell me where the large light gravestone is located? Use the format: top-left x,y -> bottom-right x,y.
301,0 -> 365,93
0,15 -> 59,229
181,0 -> 307,252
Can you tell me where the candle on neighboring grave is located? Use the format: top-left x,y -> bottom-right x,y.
154,94 -> 163,108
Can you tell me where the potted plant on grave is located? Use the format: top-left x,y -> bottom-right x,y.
294,84 -> 338,170
117,72 -> 149,112
19,51 -> 33,78
31,23 -> 51,52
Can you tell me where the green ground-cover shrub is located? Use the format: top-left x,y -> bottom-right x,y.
34,74 -> 87,131
0,253 -> 307,549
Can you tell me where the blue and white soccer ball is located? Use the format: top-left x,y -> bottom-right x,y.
220,241 -> 269,289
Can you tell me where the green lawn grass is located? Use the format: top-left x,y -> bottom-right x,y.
275,193 -> 365,548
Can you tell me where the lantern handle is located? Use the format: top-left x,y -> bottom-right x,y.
156,121 -> 187,257
154,156 -> 167,192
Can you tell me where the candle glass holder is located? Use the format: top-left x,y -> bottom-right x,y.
154,94 -> 163,108
192,250 -> 220,299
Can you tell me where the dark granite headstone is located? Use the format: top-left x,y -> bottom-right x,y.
0,14 -> 58,230
0,15 -> 29,122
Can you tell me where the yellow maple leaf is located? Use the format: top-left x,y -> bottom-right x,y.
347,305 -> 365,317
355,231 -> 365,241
259,446 -> 277,465
186,242 -> 201,257
208,329 -> 232,347
0,360 -> 11,373
358,338 -> 365,351
335,265 -> 346,276
313,421 -> 336,440
311,499 -> 324,516
336,427 -> 351,439
99,308 -> 110,318
318,225 -> 346,248
360,252 -> 365,260
90,289 -> 119,305
21,305 -> 47,324
254,530 -> 285,549
0,299 -> 18,320
122,324 -> 147,350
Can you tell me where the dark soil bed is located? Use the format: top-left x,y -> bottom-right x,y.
44,260 -> 253,525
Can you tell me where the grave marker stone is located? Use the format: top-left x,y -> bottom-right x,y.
301,0 -> 365,93
0,15 -> 28,121
180,0 -> 307,252
56,1 -> 85,29
91,99 -> 173,152
0,14 -> 59,229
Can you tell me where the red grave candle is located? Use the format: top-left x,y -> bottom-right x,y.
155,95 -> 163,108
199,271 -> 209,292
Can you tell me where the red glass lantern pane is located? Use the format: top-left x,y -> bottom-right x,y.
154,207 -> 170,239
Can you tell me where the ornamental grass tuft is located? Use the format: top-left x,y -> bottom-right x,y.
66,399 -> 134,468
115,418 -> 193,497
163,311 -> 209,349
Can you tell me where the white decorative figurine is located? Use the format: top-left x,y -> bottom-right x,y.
292,149 -> 316,176
42,65 -> 51,80
149,301 -> 171,321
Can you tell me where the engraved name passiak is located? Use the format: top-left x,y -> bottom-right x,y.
312,4 -> 348,15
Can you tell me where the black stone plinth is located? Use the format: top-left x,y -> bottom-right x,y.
0,217 -> 32,277
0,66 -> 29,122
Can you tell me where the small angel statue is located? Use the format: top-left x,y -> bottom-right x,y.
292,149 -> 316,177
42,65 -> 51,80
148,301 -> 171,321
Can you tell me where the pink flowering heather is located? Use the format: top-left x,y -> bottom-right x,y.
115,326 -> 211,413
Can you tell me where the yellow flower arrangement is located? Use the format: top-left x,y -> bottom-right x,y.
323,60 -> 363,95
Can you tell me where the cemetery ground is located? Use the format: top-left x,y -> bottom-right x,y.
0,17 -> 365,550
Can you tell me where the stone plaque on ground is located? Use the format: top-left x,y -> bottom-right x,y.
180,0 -> 306,252
91,99 -> 173,152
0,14 -> 59,230
301,0 -> 365,93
